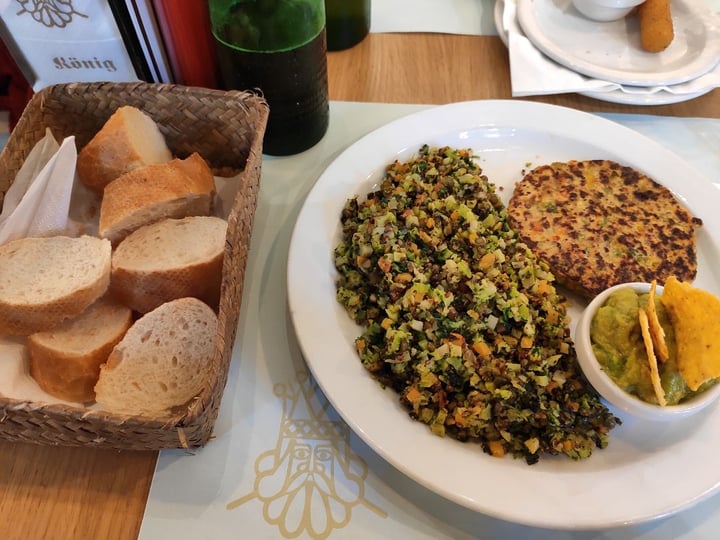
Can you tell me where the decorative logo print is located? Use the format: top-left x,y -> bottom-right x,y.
16,0 -> 87,28
227,371 -> 387,539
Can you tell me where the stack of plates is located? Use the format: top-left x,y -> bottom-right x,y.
495,0 -> 720,105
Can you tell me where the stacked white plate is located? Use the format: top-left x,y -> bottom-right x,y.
496,0 -> 720,105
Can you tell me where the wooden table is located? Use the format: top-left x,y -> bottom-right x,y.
1,33 -> 718,540
328,34 -> 720,117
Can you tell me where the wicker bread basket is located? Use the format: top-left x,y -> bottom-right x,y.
0,81 -> 269,450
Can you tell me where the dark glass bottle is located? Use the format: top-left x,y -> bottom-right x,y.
325,0 -> 371,51
208,0 -> 330,156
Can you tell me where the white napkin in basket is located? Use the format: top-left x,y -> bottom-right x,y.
0,130 -> 78,245
504,0 -> 720,97
0,129 -> 88,405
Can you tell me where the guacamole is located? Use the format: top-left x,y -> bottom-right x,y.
590,286 -> 694,405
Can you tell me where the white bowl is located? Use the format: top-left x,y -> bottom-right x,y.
572,0 -> 645,22
574,282 -> 720,422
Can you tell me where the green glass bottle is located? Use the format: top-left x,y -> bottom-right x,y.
208,0 -> 330,156
325,0 -> 371,51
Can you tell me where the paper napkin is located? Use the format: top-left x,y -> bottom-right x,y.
504,0 -> 720,98
0,129 -> 77,245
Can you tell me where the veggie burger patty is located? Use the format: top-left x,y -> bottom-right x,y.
507,160 -> 702,299
334,145 -> 619,465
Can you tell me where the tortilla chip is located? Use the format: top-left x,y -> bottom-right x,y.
660,276 -> 720,391
639,308 -> 667,406
646,280 -> 669,363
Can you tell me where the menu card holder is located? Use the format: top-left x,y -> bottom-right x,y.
0,1 -> 140,91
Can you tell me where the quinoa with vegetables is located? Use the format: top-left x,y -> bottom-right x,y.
334,145 -> 620,465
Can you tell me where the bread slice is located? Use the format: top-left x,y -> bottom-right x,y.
28,297 -> 133,403
77,105 -> 173,194
0,235 -> 112,335
98,152 -> 215,245
94,297 -> 217,417
110,216 -> 227,314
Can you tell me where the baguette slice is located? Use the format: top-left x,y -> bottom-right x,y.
111,216 -> 227,314
94,297 -> 217,417
28,297 -> 133,403
98,152 -> 215,245
77,105 -> 172,194
0,235 -> 112,335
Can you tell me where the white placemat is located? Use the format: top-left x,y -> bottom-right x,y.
139,100 -> 720,540
371,0 -> 498,35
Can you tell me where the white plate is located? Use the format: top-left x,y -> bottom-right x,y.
286,100 -> 720,530
495,0 -> 714,105
516,0 -> 720,87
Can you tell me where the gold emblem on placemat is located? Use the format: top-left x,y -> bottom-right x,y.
227,371 -> 386,539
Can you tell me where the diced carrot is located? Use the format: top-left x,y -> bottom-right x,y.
479,252 -> 496,270
488,440 -> 506,458
378,257 -> 391,273
536,280 -> 553,295
473,341 -> 491,359
405,385 -> 422,404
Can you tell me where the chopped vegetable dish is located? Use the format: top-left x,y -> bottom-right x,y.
334,145 -> 620,464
